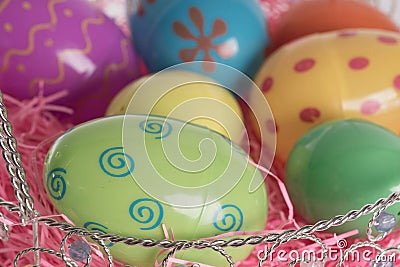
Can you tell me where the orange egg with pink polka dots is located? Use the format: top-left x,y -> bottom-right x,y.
249,28 -> 400,163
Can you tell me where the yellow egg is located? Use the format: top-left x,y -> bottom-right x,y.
106,70 -> 244,143
250,29 -> 400,162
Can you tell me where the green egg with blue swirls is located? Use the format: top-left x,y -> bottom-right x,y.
44,114 -> 268,266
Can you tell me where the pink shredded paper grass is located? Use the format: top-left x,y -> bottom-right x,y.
0,93 -> 126,267
0,1 -> 399,266
0,93 -> 399,267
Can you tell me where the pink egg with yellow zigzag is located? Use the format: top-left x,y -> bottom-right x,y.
0,0 -> 141,123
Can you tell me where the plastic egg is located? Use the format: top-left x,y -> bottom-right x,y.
44,115 -> 267,266
106,70 -> 244,143
285,119 -> 400,235
127,0 -> 269,80
0,0 -> 140,123
271,0 -> 398,51
249,28 -> 400,162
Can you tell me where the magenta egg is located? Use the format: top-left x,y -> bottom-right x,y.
0,0 -> 141,123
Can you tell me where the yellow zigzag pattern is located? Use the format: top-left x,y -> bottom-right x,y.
103,38 -> 132,94
29,13 -> 105,95
0,0 -> 10,13
75,37 -> 133,112
0,0 -> 66,72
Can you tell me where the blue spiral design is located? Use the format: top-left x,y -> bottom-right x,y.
46,168 -> 67,200
83,221 -> 113,247
99,147 -> 134,178
139,119 -> 172,139
213,204 -> 244,232
129,198 -> 164,230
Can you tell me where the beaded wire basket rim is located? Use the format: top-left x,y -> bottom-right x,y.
0,88 -> 400,267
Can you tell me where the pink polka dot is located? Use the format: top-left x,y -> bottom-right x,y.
337,31 -> 357,38
262,77 -> 273,93
393,75 -> 400,90
265,119 -> 277,133
361,100 -> 380,115
300,108 -> 320,123
348,57 -> 369,70
378,35 -> 398,44
294,58 -> 315,73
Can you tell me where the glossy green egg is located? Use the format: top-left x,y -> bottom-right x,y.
44,115 -> 268,266
286,119 -> 400,236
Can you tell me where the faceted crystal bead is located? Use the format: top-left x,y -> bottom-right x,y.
69,240 -> 91,262
374,211 -> 396,232
369,260 -> 395,267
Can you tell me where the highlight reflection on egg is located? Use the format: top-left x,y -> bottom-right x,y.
44,115 -> 268,266
286,119 -> 400,236
0,0 -> 141,123
250,28 -> 400,162
127,0 -> 269,80
106,70 -> 244,143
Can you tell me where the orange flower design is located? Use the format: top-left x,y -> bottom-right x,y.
173,7 -> 238,72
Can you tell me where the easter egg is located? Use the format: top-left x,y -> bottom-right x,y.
0,0 -> 140,123
127,0 -> 269,81
105,70 -> 244,143
44,115 -> 268,266
270,0 -> 398,51
249,28 -> 400,163
285,119 -> 400,236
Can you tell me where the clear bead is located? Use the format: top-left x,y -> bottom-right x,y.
69,240 -> 91,262
374,211 -> 397,232
369,260 -> 395,267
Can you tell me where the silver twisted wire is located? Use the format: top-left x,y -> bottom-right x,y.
89,233 -> 114,266
160,243 -> 188,267
60,231 -> 91,267
259,234 -> 328,266
373,247 -> 400,266
161,242 -> 234,267
0,83 -> 399,265
13,247 -> 77,267
1,192 -> 399,254
59,229 -> 114,267
0,196 -> 21,212
336,241 -> 383,267
0,93 -> 35,224
0,212 -> 9,241
366,196 -> 396,242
